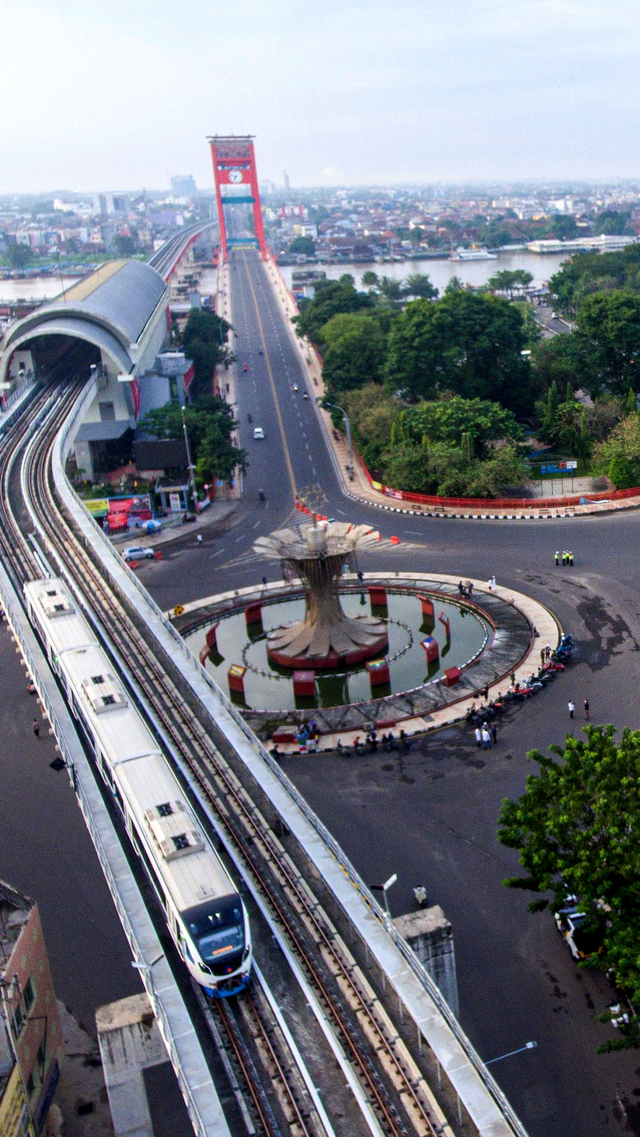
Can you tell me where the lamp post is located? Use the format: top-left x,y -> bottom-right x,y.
369,873 -> 398,917
324,401 -> 353,473
180,404 -> 198,514
485,1040 -> 537,1066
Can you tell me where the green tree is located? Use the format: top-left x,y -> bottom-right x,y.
288,235 -> 316,256
547,214 -> 578,240
487,270 -> 533,298
385,290 -> 533,416
181,309 -> 232,397
593,211 -> 633,236
378,275 -> 404,302
575,291 -> 640,395
4,242 -> 32,268
403,273 -> 438,300
409,227 -> 425,244
498,725 -> 640,1044
594,412 -> 640,487
549,246 -> 640,313
293,277 -> 375,347
114,234 -> 136,256
361,270 -> 379,288
138,396 -> 245,485
320,312 -> 387,392
444,276 -> 464,294
339,384 -> 396,472
402,395 -> 522,459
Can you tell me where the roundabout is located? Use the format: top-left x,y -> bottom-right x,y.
172,562 -> 560,745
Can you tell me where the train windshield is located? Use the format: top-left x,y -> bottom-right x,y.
183,895 -> 244,964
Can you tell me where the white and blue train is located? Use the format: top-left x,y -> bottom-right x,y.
24,577 -> 252,997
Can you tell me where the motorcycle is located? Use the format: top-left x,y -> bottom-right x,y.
247,413 -> 253,423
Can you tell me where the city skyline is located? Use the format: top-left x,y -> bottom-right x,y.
2,0 -> 640,192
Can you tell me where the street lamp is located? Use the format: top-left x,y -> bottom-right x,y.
485,1040 -> 537,1066
324,401 -> 353,473
369,873 -> 398,917
180,404 -> 198,514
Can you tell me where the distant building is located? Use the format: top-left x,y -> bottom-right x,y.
170,175 -> 196,198
0,880 -> 63,1137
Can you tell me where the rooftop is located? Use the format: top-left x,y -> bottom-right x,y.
0,878 -> 34,971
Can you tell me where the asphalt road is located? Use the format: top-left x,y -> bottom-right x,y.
135,250 -> 640,1137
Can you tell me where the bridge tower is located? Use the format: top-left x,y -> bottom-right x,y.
208,135 -> 267,261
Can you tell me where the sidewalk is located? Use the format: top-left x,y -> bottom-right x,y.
263,260 -> 640,522
106,498 -> 239,552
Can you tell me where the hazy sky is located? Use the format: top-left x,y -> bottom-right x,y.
2,0 -> 640,193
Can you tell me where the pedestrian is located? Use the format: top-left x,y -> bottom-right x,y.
262,576 -> 268,586
490,723 -> 497,744
554,550 -> 560,566
584,698 -> 590,721
336,739 -> 343,753
481,685 -> 489,700
468,581 -> 474,596
475,725 -> 482,748
569,551 -> 574,566
481,725 -> 491,749
32,719 -> 40,738
563,550 -> 568,566
510,671 -> 516,687
568,700 -> 575,718
458,580 -> 464,596
540,648 -> 546,666
490,574 -> 496,591
545,644 -> 551,661
196,533 -> 203,545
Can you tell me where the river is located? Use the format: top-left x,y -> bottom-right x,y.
0,276 -> 80,303
279,250 -> 568,295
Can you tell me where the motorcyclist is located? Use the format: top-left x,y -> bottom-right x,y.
247,413 -> 253,423
293,384 -> 298,392
258,489 -> 265,502
243,364 -> 248,372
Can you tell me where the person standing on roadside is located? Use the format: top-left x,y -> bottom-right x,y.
555,550 -> 560,567
569,551 -> 574,566
475,725 -> 482,749
32,719 -> 40,738
491,722 -> 497,744
584,698 -> 590,721
481,725 -> 492,749
568,700 -> 575,718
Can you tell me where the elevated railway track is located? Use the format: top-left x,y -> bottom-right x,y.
0,330 -> 527,1135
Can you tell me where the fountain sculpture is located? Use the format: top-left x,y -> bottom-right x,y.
253,521 -> 388,669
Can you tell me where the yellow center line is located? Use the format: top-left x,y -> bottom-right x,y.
241,252 -> 297,503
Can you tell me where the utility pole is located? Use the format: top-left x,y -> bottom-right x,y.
325,401 -> 353,474
180,405 -> 198,514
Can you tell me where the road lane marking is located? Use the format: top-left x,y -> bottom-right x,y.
242,254 -> 297,501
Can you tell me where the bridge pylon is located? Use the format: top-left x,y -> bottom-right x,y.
207,135 -> 267,261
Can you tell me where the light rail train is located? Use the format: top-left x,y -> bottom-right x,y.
24,577 -> 252,997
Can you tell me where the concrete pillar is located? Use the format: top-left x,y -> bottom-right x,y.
96,993 -> 168,1137
393,905 -> 459,1019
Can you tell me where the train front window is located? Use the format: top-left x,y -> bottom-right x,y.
183,895 -> 244,965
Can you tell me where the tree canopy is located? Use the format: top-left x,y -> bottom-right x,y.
4,243 -> 32,268
293,276 -> 374,347
574,291 -> 640,395
385,290 -> 533,416
498,725 -> 640,1045
288,235 -> 316,256
138,396 -> 245,485
181,308 -> 232,398
400,394 -> 522,458
320,312 -> 388,392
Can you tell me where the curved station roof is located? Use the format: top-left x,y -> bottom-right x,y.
0,259 -> 168,381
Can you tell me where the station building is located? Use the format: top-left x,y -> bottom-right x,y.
0,260 -> 186,481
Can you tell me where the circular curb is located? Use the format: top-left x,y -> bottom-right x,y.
169,572 -> 561,747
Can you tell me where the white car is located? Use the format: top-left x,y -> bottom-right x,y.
253,427 -> 265,440
123,545 -> 154,563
